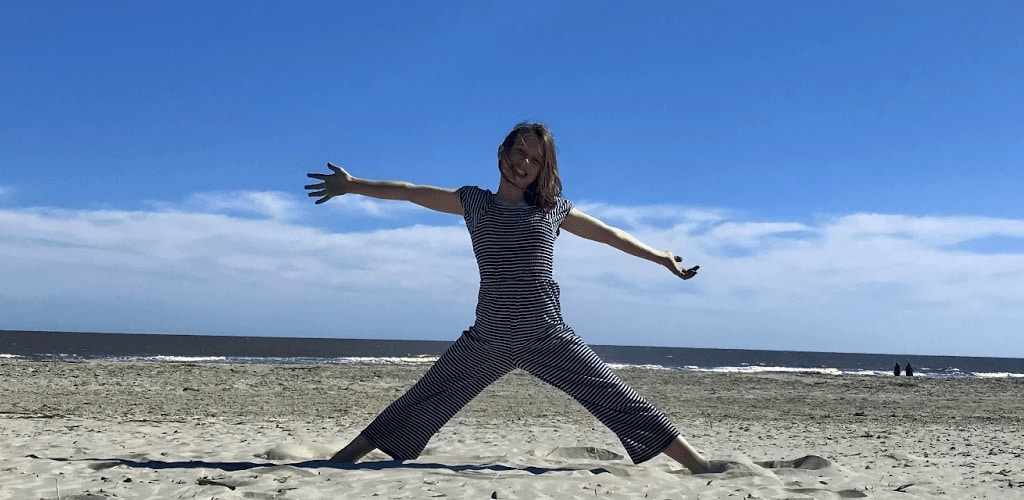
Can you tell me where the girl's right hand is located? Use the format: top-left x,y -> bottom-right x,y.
305,163 -> 354,204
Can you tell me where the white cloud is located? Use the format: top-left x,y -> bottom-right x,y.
821,213 -> 1024,246
176,190 -> 302,221
1,193 -> 1023,357
574,201 -> 725,230
325,195 -> 424,218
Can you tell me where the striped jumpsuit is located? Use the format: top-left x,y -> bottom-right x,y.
360,186 -> 679,464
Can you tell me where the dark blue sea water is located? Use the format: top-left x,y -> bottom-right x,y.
2,330 -> 1022,379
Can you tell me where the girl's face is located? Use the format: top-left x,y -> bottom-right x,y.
500,133 -> 543,189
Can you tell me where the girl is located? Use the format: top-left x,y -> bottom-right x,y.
305,123 -> 711,473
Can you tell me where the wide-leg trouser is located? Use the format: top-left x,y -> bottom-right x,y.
360,325 -> 679,464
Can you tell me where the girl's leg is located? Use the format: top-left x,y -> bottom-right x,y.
340,328 -> 512,462
518,328 -> 707,471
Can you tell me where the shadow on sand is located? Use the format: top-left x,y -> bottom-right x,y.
28,454 -> 611,475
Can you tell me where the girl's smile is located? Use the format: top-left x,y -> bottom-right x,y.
500,134 -> 543,189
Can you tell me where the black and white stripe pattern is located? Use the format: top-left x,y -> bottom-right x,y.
360,186 -> 679,464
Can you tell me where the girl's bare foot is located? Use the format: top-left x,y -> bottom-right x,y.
661,435 -> 712,473
329,434 -> 375,463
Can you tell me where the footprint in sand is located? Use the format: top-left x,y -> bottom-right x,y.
256,443 -> 337,461
753,456 -> 867,498
540,447 -> 625,461
700,455 -> 834,477
701,459 -> 766,477
786,487 -> 868,498
755,454 -> 831,470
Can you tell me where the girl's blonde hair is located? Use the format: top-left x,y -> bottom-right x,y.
498,122 -> 562,211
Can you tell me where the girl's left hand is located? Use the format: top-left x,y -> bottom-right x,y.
665,252 -> 700,280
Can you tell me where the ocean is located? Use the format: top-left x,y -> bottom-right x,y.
2,330 -> 1022,379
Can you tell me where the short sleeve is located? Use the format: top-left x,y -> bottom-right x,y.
551,196 -> 574,236
457,185 -> 489,233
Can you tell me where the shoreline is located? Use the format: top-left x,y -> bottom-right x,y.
5,330 -> 1022,379
2,359 -> 1022,498
3,354 -> 1020,380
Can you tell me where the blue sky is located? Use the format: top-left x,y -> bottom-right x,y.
2,1 -> 1023,358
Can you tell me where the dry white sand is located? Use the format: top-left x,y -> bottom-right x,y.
2,359 -> 1023,499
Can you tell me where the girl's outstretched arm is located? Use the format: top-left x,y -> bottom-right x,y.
305,163 -> 463,215
561,208 -> 699,280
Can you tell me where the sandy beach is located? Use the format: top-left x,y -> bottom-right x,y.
2,359 -> 1022,499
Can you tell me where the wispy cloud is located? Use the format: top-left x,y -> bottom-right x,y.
170,190 -> 303,221
575,201 -> 726,230
325,195 -> 425,218
1,192 -> 1022,357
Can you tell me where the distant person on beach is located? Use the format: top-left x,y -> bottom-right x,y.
894,363 -> 901,376
905,362 -> 914,377
305,122 -> 711,473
